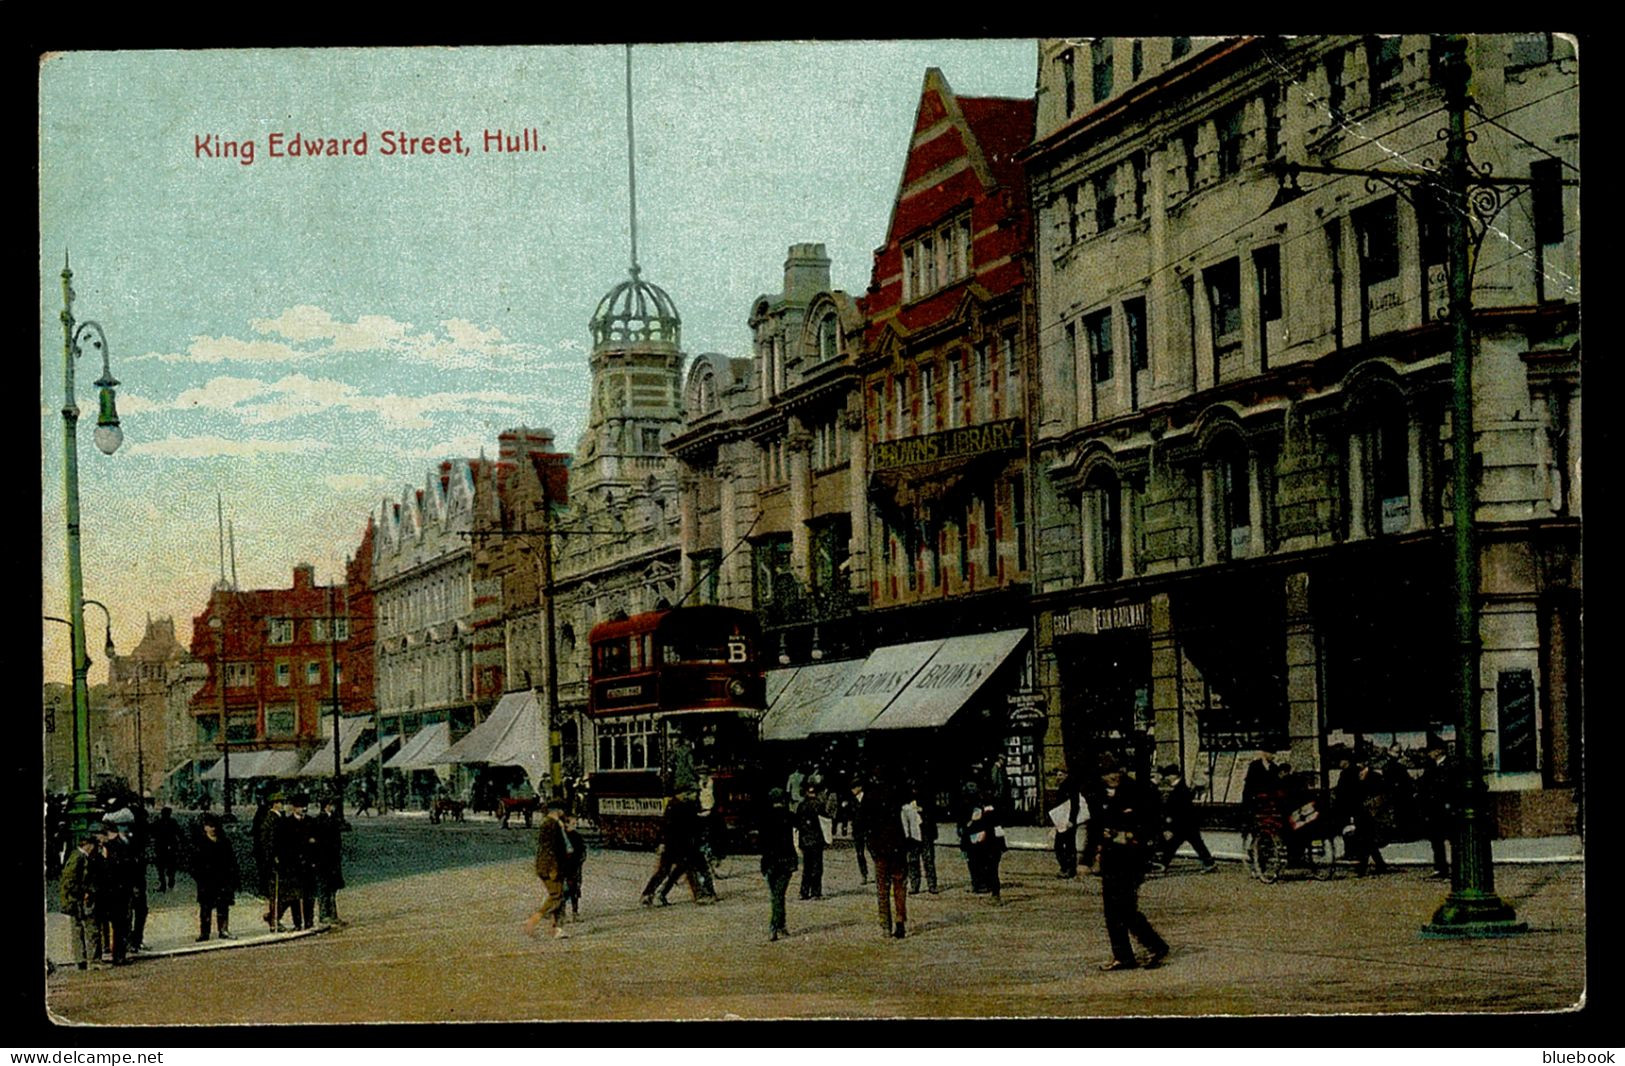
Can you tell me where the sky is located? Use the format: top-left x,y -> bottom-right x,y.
40,41 -> 1039,684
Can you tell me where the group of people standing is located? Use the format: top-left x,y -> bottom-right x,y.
58,813 -> 149,969
248,792 -> 347,934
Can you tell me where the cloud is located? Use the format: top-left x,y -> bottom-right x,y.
125,373 -> 528,431
323,472 -> 389,493
171,376 -> 270,410
132,305 -> 550,371
124,435 -> 332,459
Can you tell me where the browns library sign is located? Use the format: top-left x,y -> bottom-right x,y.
872,417 -> 1025,472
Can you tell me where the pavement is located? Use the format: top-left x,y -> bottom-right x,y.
42,810 -> 1580,972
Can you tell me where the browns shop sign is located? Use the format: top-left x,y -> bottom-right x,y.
872,417 -> 1024,472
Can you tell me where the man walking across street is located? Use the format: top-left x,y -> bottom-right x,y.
315,798 -> 347,926
524,800 -> 573,939
1417,746 -> 1456,880
152,806 -> 182,893
1157,765 -> 1217,872
759,788 -> 798,941
848,781 -> 870,885
1083,757 -> 1170,971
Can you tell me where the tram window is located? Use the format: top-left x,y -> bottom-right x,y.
630,732 -> 646,769
597,640 -> 630,677
599,735 -> 613,768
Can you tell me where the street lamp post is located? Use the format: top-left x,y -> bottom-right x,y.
208,611 -> 233,818
58,255 -> 124,838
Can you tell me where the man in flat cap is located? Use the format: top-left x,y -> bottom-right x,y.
524,799 -> 573,939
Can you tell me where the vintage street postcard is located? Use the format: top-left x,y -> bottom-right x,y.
39,39 -> 1583,1032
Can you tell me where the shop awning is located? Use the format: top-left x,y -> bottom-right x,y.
806,639 -> 944,735
867,629 -> 1029,731
295,717 -> 370,778
760,658 -> 868,742
765,667 -> 798,709
384,721 -> 454,771
441,690 -> 548,788
345,735 -> 400,773
199,748 -> 302,781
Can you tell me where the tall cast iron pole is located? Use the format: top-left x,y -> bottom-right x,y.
59,256 -> 96,836
1424,34 -> 1524,937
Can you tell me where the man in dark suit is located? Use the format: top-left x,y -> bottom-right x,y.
524,800 -> 573,939
1158,765 -> 1217,872
858,776 -> 909,939
59,834 -> 100,968
795,783 -> 827,900
1082,758 -> 1170,971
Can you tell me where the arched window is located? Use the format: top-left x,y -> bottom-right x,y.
1346,390 -> 1415,539
817,312 -> 840,362
1203,432 -> 1255,562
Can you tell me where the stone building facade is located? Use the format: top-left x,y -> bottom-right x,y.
104,616 -> 187,798
669,243 -> 867,665
373,462 -> 496,746
548,266 -> 686,779
1024,35 -> 1579,832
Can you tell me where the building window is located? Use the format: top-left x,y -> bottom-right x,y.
1182,126 -> 1200,193
335,617 -> 349,642
947,352 -> 962,429
1215,102 -> 1245,179
268,618 -> 293,645
817,313 -> 840,362
920,364 -> 937,431
1264,83 -> 1283,160
1124,298 -> 1148,373
1370,406 -> 1411,535
1012,477 -> 1027,572
1131,39 -> 1144,81
984,494 -> 998,576
752,536 -> 794,612
311,618 -> 327,642
266,705 -> 295,738
642,428 -> 662,453
1084,470 -> 1122,583
1255,245 -> 1282,323
1061,48 -> 1076,116
896,373 -> 912,436
1093,168 -> 1117,232
1508,33 -> 1554,70
1091,39 -> 1113,103
1531,159 -> 1565,246
226,663 -> 255,688
1356,198 -> 1400,285
1215,441 -> 1251,559
275,662 -> 291,687
1326,48 -> 1347,122
1085,309 -> 1114,384
1367,36 -> 1403,107
902,212 -> 971,301
975,345 -> 991,421
1065,185 -> 1080,245
306,662 -> 321,686
1003,332 -> 1020,386
1205,259 -> 1243,346
1171,36 -> 1192,60
1130,152 -> 1147,219
871,382 -> 885,441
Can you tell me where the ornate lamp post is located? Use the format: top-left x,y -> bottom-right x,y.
58,256 -> 124,837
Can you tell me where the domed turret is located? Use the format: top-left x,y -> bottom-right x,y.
590,267 -> 681,350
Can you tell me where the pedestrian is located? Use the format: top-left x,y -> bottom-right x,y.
785,764 -> 807,809
1051,770 -> 1086,879
1381,744 -> 1420,844
59,834 -> 100,969
848,780 -> 870,885
640,791 -> 708,906
252,793 -> 283,928
668,734 -> 698,795
1338,760 -> 1391,877
901,788 -> 926,894
795,783 -> 828,901
523,799 -> 573,939
152,806 -> 182,893
115,820 -> 150,953
355,782 -> 376,818
958,784 -> 1004,902
1082,757 -> 1170,971
860,777 -> 909,939
759,788 -> 798,941
1416,746 -> 1456,880
93,821 -> 131,966
191,813 -> 238,941
561,813 -> 586,919
1241,750 -> 1284,832
315,798 -> 346,926
274,794 -> 320,930
1157,765 -> 1217,872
